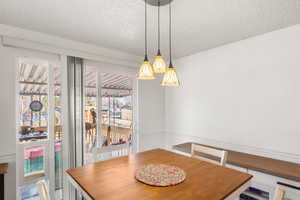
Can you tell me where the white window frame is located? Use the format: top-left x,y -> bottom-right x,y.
83,60 -> 139,154
14,52 -> 68,200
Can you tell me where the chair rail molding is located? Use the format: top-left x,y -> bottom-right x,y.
139,129 -> 165,136
165,131 -> 300,164
0,154 -> 15,163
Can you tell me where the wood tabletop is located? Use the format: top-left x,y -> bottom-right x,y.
67,149 -> 252,200
173,142 -> 300,182
0,163 -> 8,174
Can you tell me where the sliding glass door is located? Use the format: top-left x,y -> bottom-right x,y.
14,54 -> 136,199
16,57 -> 65,200
83,65 -> 136,164
100,73 -> 133,147
83,69 -> 98,164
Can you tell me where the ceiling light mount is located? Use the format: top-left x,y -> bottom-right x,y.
143,0 -> 174,7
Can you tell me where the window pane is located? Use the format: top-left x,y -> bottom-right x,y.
84,71 -> 97,164
18,62 -> 48,142
19,179 -> 49,200
24,145 -> 45,178
100,73 -> 133,147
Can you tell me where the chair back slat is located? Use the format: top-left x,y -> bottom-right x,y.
93,143 -> 130,162
191,144 -> 228,166
274,187 -> 285,200
37,180 -> 50,200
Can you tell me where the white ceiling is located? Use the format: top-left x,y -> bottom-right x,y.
1,0 -> 300,58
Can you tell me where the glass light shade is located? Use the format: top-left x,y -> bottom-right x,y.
137,61 -> 155,80
161,67 -> 180,86
153,55 -> 167,73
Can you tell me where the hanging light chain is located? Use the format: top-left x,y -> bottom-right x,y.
158,0 -> 161,54
169,0 -> 173,66
145,0 -> 147,59
137,0 -> 155,80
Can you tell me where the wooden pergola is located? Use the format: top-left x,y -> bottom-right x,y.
19,63 -> 133,97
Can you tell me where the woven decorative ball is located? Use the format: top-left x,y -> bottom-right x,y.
135,164 -> 186,187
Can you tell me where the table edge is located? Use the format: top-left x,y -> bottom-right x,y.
66,171 -> 93,200
0,163 -> 8,175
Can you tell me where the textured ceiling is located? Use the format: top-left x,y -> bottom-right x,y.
1,0 -> 300,58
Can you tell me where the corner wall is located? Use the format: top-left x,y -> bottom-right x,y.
165,24 -> 300,163
138,77 -> 165,151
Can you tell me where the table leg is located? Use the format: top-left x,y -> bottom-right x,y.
66,173 -> 93,200
225,180 -> 251,200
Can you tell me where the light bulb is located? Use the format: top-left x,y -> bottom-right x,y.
137,60 -> 155,80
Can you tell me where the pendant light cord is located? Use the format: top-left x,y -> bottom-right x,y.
144,0 -> 148,60
169,0 -> 173,66
158,0 -> 161,53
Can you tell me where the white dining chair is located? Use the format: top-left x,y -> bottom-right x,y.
191,144 -> 228,166
37,180 -> 50,200
274,187 -> 285,200
93,143 -> 130,162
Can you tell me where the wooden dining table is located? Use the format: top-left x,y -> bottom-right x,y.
67,149 -> 252,200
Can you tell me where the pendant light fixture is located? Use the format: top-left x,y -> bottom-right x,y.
152,0 -> 167,73
137,0 -> 155,80
161,0 -> 180,86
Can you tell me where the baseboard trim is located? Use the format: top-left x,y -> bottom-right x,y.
165,131 -> 300,164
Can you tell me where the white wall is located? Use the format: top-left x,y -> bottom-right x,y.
0,46 -> 16,157
138,77 -> 165,151
0,45 -> 17,200
165,24 -> 300,163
